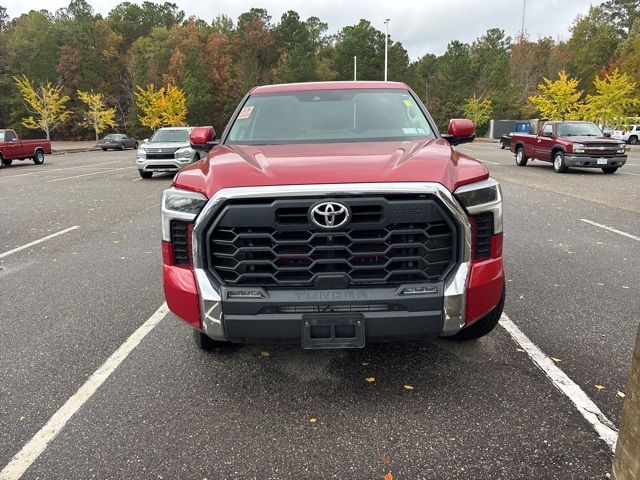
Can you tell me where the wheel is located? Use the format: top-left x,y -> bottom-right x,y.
602,167 -> 618,174
119,143 -> 125,151
193,329 -> 227,351
138,169 -> 153,179
515,147 -> 528,166
134,142 -> 139,149
101,148 -> 107,151
447,282 -> 505,341
553,151 -> 568,173
500,140 -> 505,149
1,157 -> 12,166
33,149 -> 45,165
628,135 -> 638,145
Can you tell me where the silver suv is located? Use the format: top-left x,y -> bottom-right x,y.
136,127 -> 201,179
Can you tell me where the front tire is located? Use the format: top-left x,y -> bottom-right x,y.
602,167 -> 618,174
1,157 -> 12,166
138,169 -> 153,179
515,147 -> 528,166
193,329 -> 227,351
500,140 -> 505,149
33,149 -> 44,165
553,151 -> 568,173
101,148 -> 107,151
448,282 -> 505,341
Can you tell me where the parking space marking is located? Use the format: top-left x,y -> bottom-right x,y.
619,171 -> 640,176
0,161 -> 125,179
44,166 -> 135,183
499,313 -> 618,451
131,177 -> 143,182
0,303 -> 169,480
580,219 -> 640,241
0,226 -> 80,260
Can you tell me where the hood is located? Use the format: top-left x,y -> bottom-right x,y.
141,141 -> 190,150
173,139 -> 488,198
561,135 -> 622,144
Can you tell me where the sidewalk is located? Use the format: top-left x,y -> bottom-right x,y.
51,141 -> 99,154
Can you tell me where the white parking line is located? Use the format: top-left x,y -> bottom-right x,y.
44,166 -> 135,183
580,219 -> 640,241
0,303 -> 169,480
499,313 -> 618,451
619,171 -> 640,176
0,161 -> 124,179
0,226 -> 80,260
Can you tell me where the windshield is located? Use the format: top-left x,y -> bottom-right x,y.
150,129 -> 190,143
227,89 -> 434,145
556,123 -> 603,137
104,134 -> 119,140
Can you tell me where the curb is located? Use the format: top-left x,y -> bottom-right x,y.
51,147 -> 100,155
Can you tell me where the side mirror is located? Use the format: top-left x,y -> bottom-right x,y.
443,119 -> 475,146
190,126 -> 217,152
143,138 -> 148,143
603,132 -> 612,138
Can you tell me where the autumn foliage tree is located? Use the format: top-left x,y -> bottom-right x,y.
134,84 -> 187,131
581,69 -> 640,126
77,90 -> 117,141
13,75 -> 72,140
529,71 -> 584,120
463,95 -> 493,130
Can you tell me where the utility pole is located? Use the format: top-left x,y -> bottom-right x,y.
353,56 -> 357,81
384,18 -> 390,81
520,0 -> 526,38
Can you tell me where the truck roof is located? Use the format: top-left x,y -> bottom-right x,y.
250,81 -> 409,95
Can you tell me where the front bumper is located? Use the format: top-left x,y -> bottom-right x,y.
564,154 -> 626,168
137,158 -> 190,173
162,182 -> 505,345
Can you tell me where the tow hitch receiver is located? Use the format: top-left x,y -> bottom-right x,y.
301,314 -> 365,349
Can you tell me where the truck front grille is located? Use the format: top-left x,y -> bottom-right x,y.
204,196 -> 458,288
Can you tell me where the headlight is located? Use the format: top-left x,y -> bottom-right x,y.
136,148 -> 146,160
573,143 -> 586,153
175,147 -> 194,162
617,144 -> 626,154
161,187 -> 208,242
454,178 -> 503,234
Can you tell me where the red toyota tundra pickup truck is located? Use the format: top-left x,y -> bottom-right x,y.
0,129 -> 51,166
161,81 -> 504,350
510,121 -> 626,174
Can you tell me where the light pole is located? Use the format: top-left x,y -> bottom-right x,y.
353,56 -> 357,81
384,18 -> 390,81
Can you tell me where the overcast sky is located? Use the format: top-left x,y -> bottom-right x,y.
5,0 -> 602,58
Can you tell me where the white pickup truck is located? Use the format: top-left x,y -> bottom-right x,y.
612,124 -> 639,145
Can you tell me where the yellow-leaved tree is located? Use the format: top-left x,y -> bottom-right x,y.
134,84 -> 187,131
13,75 -> 72,140
529,70 -> 584,121
581,69 -> 640,128
77,90 -> 117,141
462,95 -> 493,130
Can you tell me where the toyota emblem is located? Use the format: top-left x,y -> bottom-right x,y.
310,201 -> 350,229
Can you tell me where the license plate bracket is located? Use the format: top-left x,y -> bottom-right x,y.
301,314 -> 365,349
597,157 -> 608,165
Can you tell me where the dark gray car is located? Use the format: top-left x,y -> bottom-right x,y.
98,134 -> 138,151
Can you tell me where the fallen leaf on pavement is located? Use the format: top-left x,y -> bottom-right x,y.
516,348 -> 525,352
403,385 -> 414,390
366,377 -> 375,383
551,357 -> 561,363
595,385 -> 605,391
309,418 -> 317,423
382,455 -> 392,465
361,362 -> 370,366
384,472 -> 394,480
260,351 -> 270,357
617,391 -> 626,398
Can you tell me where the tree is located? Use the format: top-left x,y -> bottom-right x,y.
602,0 -> 640,37
13,75 -> 72,139
529,71 -> 584,120
463,95 -> 493,130
333,20 -> 384,80
581,69 -> 640,126
77,90 -> 116,141
134,84 -> 186,131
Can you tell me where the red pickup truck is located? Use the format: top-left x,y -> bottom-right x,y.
510,121 -> 626,174
0,129 -> 52,166
161,81 -> 505,351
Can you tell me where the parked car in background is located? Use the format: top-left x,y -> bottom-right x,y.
0,129 -> 51,166
510,121 -> 626,174
612,124 -> 639,144
136,126 -> 200,179
98,133 -> 138,151
499,132 -> 513,149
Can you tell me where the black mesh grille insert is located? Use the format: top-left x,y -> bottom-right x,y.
206,195 -> 457,288
473,213 -> 493,260
171,220 -> 190,265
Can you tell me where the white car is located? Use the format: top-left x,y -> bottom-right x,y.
612,125 -> 639,145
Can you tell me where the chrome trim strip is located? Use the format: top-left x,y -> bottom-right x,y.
191,182 -> 474,338
160,187 -> 207,242
454,177 -> 503,234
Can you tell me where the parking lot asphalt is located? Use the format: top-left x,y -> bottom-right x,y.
0,144 -> 638,479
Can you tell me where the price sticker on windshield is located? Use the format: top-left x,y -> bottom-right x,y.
238,106 -> 254,120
